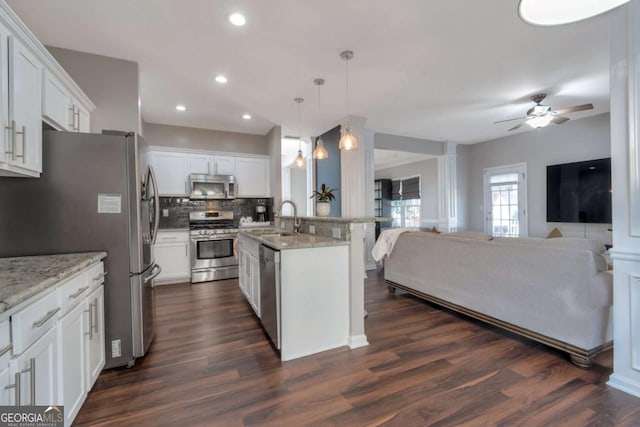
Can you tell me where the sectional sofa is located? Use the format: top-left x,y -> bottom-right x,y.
384,231 -> 613,367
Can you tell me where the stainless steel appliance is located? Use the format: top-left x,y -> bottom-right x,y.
189,174 -> 235,200
256,202 -> 267,222
190,210 -> 239,282
259,244 -> 280,349
0,130 -> 160,369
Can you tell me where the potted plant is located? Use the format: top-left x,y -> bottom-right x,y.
310,184 -> 337,217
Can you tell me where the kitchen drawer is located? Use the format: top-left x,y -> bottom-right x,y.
58,271 -> 89,315
12,290 -> 60,355
0,320 -> 11,366
156,230 -> 189,243
86,262 -> 106,292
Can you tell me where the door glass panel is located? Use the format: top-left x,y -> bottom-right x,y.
490,179 -> 519,237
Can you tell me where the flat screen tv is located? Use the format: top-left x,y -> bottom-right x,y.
547,158 -> 612,224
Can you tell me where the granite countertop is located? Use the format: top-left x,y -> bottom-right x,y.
240,230 -> 349,251
158,228 -> 190,232
0,252 -> 107,313
278,216 -> 378,223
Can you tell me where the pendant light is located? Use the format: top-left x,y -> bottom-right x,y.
293,98 -> 306,168
338,50 -> 357,151
312,78 -> 329,160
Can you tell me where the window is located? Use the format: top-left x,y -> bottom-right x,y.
484,164 -> 527,237
390,177 -> 420,228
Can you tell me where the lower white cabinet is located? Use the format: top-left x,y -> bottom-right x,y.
152,230 -> 190,285
11,326 -> 58,406
59,302 -> 86,424
238,235 -> 261,317
0,260 -> 105,427
85,285 -> 105,387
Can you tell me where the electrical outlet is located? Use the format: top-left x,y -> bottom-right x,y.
332,227 -> 341,239
111,339 -> 121,358
309,225 -> 316,234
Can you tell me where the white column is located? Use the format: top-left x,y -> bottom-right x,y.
364,129 -> 377,270
340,116 -> 368,218
437,142 -> 458,231
607,1 -> 640,397
348,222 -> 369,348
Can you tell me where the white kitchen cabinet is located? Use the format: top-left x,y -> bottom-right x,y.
42,69 -> 70,130
68,98 -> 90,133
11,327 -> 59,406
59,301 -> 86,425
85,285 -> 104,388
235,158 -> 270,197
152,230 -> 190,284
0,366 -> 15,405
214,156 -> 235,175
149,151 -> 190,196
190,154 -> 211,175
249,255 -> 260,317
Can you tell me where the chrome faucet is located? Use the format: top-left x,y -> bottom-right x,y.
278,200 -> 302,235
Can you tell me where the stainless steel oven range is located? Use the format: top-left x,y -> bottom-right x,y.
189,210 -> 238,283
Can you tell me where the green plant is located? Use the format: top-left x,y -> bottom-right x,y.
310,183 -> 337,202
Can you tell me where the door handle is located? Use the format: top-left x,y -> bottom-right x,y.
92,271 -> 107,282
32,307 -> 60,328
5,371 -> 20,406
69,286 -> 89,299
15,126 -> 25,163
19,358 -> 35,406
93,298 -> 99,333
84,303 -> 94,340
5,120 -> 15,160
0,343 -> 12,357
144,264 -> 162,284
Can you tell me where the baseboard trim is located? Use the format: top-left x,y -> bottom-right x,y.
608,373 -> 640,398
348,334 -> 369,349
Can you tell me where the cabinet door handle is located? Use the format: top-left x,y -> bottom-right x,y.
92,271 -> 107,282
69,286 -> 89,299
15,126 -> 25,163
0,343 -> 12,357
5,120 -> 15,160
68,106 -> 75,129
84,303 -> 94,340
32,307 -> 60,328
75,110 -> 80,131
93,299 -> 99,333
19,358 -> 35,406
5,371 -> 20,406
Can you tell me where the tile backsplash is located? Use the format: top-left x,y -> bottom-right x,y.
159,197 -> 274,229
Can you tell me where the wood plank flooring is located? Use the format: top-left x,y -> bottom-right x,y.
74,270 -> 640,426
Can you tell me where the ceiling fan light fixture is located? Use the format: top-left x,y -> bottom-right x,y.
518,0 -> 630,26
313,137 -> 328,160
526,115 -> 554,128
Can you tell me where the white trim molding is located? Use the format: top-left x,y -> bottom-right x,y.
348,334 -> 369,349
609,248 -> 640,262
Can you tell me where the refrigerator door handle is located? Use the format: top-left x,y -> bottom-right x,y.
148,165 -> 160,245
144,263 -> 162,284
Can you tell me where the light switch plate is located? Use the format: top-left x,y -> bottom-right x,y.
309,225 -> 316,234
332,227 -> 341,239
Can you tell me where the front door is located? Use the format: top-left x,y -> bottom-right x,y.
484,163 -> 527,237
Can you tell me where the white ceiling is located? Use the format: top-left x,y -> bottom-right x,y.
8,0 -> 613,144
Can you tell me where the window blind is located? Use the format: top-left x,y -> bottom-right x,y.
391,180 -> 401,200
401,177 -> 420,200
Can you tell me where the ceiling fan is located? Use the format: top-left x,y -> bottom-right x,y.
494,93 -> 593,131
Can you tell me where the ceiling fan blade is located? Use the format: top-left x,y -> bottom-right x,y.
551,116 -> 570,125
507,123 -> 523,131
552,103 -> 593,115
493,117 -> 526,124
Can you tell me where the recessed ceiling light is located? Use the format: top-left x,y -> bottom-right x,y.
215,75 -> 228,84
175,105 -> 186,112
229,13 -> 246,26
242,113 -> 252,120
518,0 -> 629,26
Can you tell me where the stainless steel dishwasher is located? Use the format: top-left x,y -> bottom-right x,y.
259,244 -> 281,349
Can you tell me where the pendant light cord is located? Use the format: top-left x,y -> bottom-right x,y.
297,100 -> 301,151
345,57 -> 350,117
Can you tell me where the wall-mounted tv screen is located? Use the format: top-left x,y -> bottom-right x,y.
547,158 -> 612,224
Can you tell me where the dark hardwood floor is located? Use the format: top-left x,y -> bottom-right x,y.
74,270 -> 640,426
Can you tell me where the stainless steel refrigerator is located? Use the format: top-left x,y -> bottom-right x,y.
0,130 -> 160,369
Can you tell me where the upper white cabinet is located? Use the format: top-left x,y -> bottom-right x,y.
214,156 -> 235,175
42,69 -> 70,130
149,151 -> 190,196
236,158 -> 270,197
189,154 -> 236,176
0,2 -> 94,178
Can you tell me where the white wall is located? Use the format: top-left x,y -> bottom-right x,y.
465,113 -> 611,243
375,157 -> 439,226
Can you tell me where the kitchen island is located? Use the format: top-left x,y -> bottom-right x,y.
238,230 -> 349,361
